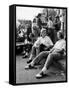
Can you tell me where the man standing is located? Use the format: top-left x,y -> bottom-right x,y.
36,14 -> 44,32
47,16 -> 54,43
53,15 -> 61,43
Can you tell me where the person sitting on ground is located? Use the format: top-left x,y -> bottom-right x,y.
26,28 -> 53,64
25,31 -> 66,78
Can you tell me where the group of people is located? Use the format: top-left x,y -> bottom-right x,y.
31,13 -> 61,44
24,13 -> 66,79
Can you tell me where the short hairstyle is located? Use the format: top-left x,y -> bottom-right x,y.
37,13 -> 42,18
58,31 -> 64,39
33,18 -> 36,23
41,28 -> 46,33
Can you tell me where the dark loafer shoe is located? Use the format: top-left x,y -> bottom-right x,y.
22,55 -> 28,58
27,59 -> 32,64
25,64 -> 37,69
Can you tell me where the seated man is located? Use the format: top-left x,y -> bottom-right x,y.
27,28 -> 53,63
25,31 -> 66,78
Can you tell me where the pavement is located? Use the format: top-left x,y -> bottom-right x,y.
16,55 -> 66,84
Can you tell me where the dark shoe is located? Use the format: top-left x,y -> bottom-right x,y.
36,71 -> 46,78
22,54 -> 28,58
22,52 -> 29,58
27,59 -> 32,64
25,64 -> 37,69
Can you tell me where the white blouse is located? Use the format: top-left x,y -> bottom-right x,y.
34,36 -> 53,47
54,39 -> 66,51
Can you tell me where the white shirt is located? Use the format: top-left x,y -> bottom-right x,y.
53,39 -> 66,51
47,20 -> 53,28
19,31 -> 23,37
34,36 -> 53,47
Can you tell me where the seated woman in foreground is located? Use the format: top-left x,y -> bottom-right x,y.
25,31 -> 66,78
27,28 -> 53,63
